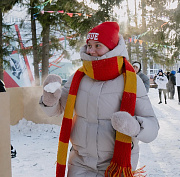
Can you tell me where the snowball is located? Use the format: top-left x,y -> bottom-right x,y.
44,82 -> 61,93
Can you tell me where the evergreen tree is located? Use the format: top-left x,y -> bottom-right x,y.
6,0 -> 123,83
166,1 -> 180,65
36,0 -> 98,82
0,0 -> 20,80
32,0 -> 123,82
145,0 -> 176,68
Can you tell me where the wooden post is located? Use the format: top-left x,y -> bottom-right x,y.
0,92 -> 11,177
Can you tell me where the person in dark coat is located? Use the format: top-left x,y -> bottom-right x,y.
132,61 -> 150,93
0,79 -> 6,92
153,74 -> 157,84
0,79 -> 17,158
168,70 -> 176,99
166,71 -> 170,99
176,68 -> 180,105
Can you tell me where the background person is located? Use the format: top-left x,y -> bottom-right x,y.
168,70 -> 176,99
153,74 -> 157,84
39,22 -> 159,177
176,68 -> 180,105
132,61 -> 150,93
155,69 -> 168,104
166,71 -> 170,99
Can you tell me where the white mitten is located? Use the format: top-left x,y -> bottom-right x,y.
42,74 -> 62,107
111,111 -> 140,137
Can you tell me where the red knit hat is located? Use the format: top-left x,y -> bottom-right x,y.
86,21 -> 120,50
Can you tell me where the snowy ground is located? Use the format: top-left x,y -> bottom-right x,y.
11,88 -> 180,177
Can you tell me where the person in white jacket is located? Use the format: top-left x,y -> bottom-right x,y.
155,69 -> 168,104
39,22 -> 159,177
176,68 -> 180,105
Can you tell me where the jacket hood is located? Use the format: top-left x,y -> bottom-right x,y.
171,70 -> 176,75
157,69 -> 164,75
80,35 -> 129,61
132,61 -> 141,74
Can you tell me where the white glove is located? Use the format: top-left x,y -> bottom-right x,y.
42,74 -> 62,107
111,111 -> 140,137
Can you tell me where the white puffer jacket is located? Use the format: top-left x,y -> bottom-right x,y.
155,74 -> 168,90
40,36 -> 159,177
176,72 -> 180,86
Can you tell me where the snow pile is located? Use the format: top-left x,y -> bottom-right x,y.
11,119 -> 60,177
44,82 -> 61,93
11,118 -> 60,134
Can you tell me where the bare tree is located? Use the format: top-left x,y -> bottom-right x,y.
126,0 -> 132,63
141,0 -> 148,74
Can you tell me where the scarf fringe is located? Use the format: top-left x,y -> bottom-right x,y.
105,162 -> 146,177
105,161 -> 134,177
132,166 -> 147,177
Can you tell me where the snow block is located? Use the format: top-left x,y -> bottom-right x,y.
7,86 -> 63,126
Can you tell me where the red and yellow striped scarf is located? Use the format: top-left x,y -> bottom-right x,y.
56,56 -> 137,177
